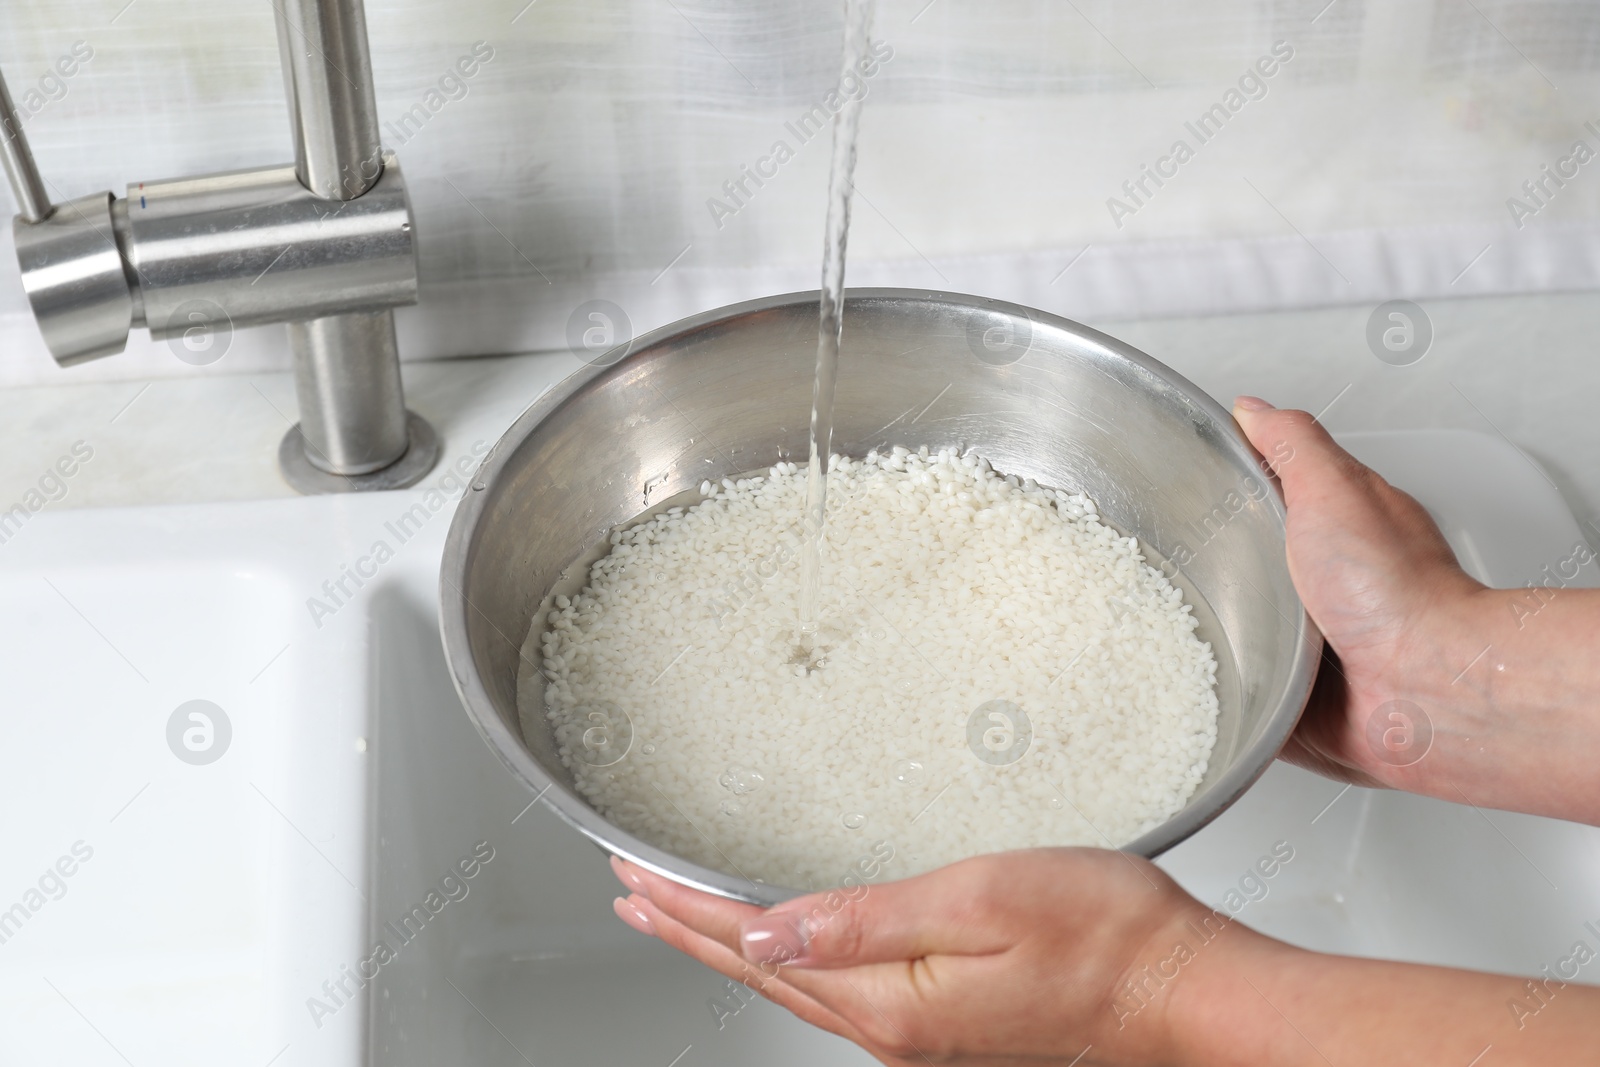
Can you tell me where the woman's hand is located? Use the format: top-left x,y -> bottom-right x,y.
1231,397 -> 1485,789
1234,397 -> 1600,825
610,848 -> 1279,1067
611,847 -> 1600,1067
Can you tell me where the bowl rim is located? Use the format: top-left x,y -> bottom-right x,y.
438,287 -> 1322,905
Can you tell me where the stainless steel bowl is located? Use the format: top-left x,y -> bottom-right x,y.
440,289 -> 1321,905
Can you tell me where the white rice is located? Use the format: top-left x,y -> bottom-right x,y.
517,446 -> 1219,889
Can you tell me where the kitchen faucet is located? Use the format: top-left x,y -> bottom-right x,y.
0,0 -> 438,493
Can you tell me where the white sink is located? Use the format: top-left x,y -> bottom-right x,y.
1,428 -> 1596,1065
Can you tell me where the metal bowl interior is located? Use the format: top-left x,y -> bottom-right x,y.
440,289 -> 1321,906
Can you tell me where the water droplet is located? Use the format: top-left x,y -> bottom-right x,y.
1049,797 -> 1064,810
642,743 -> 656,755
719,767 -> 765,795
842,811 -> 866,830
719,798 -> 743,816
891,759 -> 925,786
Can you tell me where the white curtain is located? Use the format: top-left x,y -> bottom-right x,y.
3,0 -> 1599,384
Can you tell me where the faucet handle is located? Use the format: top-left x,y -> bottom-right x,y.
1,66 -> 53,223
2,64 -> 136,365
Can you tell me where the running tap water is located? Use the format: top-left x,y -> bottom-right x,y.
797,0 -> 876,639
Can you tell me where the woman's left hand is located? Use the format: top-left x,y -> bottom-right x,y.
609,847 -> 1274,1067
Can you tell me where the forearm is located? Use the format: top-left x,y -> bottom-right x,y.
1401,584 -> 1600,825
1171,931 -> 1600,1066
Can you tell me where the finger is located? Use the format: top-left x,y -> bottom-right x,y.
622,893 -> 875,1049
618,860 -> 950,1023
736,856 -> 1016,970
1231,396 -> 1376,508
1232,397 -> 1476,601
613,894 -> 655,936
614,856 -> 763,952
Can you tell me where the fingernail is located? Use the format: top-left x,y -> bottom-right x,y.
609,855 -> 648,897
1234,395 -> 1275,412
613,895 -> 655,937
740,914 -> 810,966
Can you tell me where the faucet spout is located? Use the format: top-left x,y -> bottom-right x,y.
274,0 -> 386,203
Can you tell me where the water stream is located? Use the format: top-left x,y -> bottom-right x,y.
796,0 -> 876,640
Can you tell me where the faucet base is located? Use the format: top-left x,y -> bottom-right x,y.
278,409 -> 439,494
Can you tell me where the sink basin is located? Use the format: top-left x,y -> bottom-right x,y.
2,427 -> 1597,1065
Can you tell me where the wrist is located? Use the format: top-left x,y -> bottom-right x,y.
1160,918 -> 1321,1067
1400,583 -> 1600,823
1331,575 -> 1490,795
1379,582 -> 1514,797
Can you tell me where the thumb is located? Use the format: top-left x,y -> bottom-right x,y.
739,862 -> 1008,970
1231,395 -> 1374,509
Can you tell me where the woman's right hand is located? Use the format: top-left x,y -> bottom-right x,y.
1231,396 -> 1483,790
1233,396 -> 1600,826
